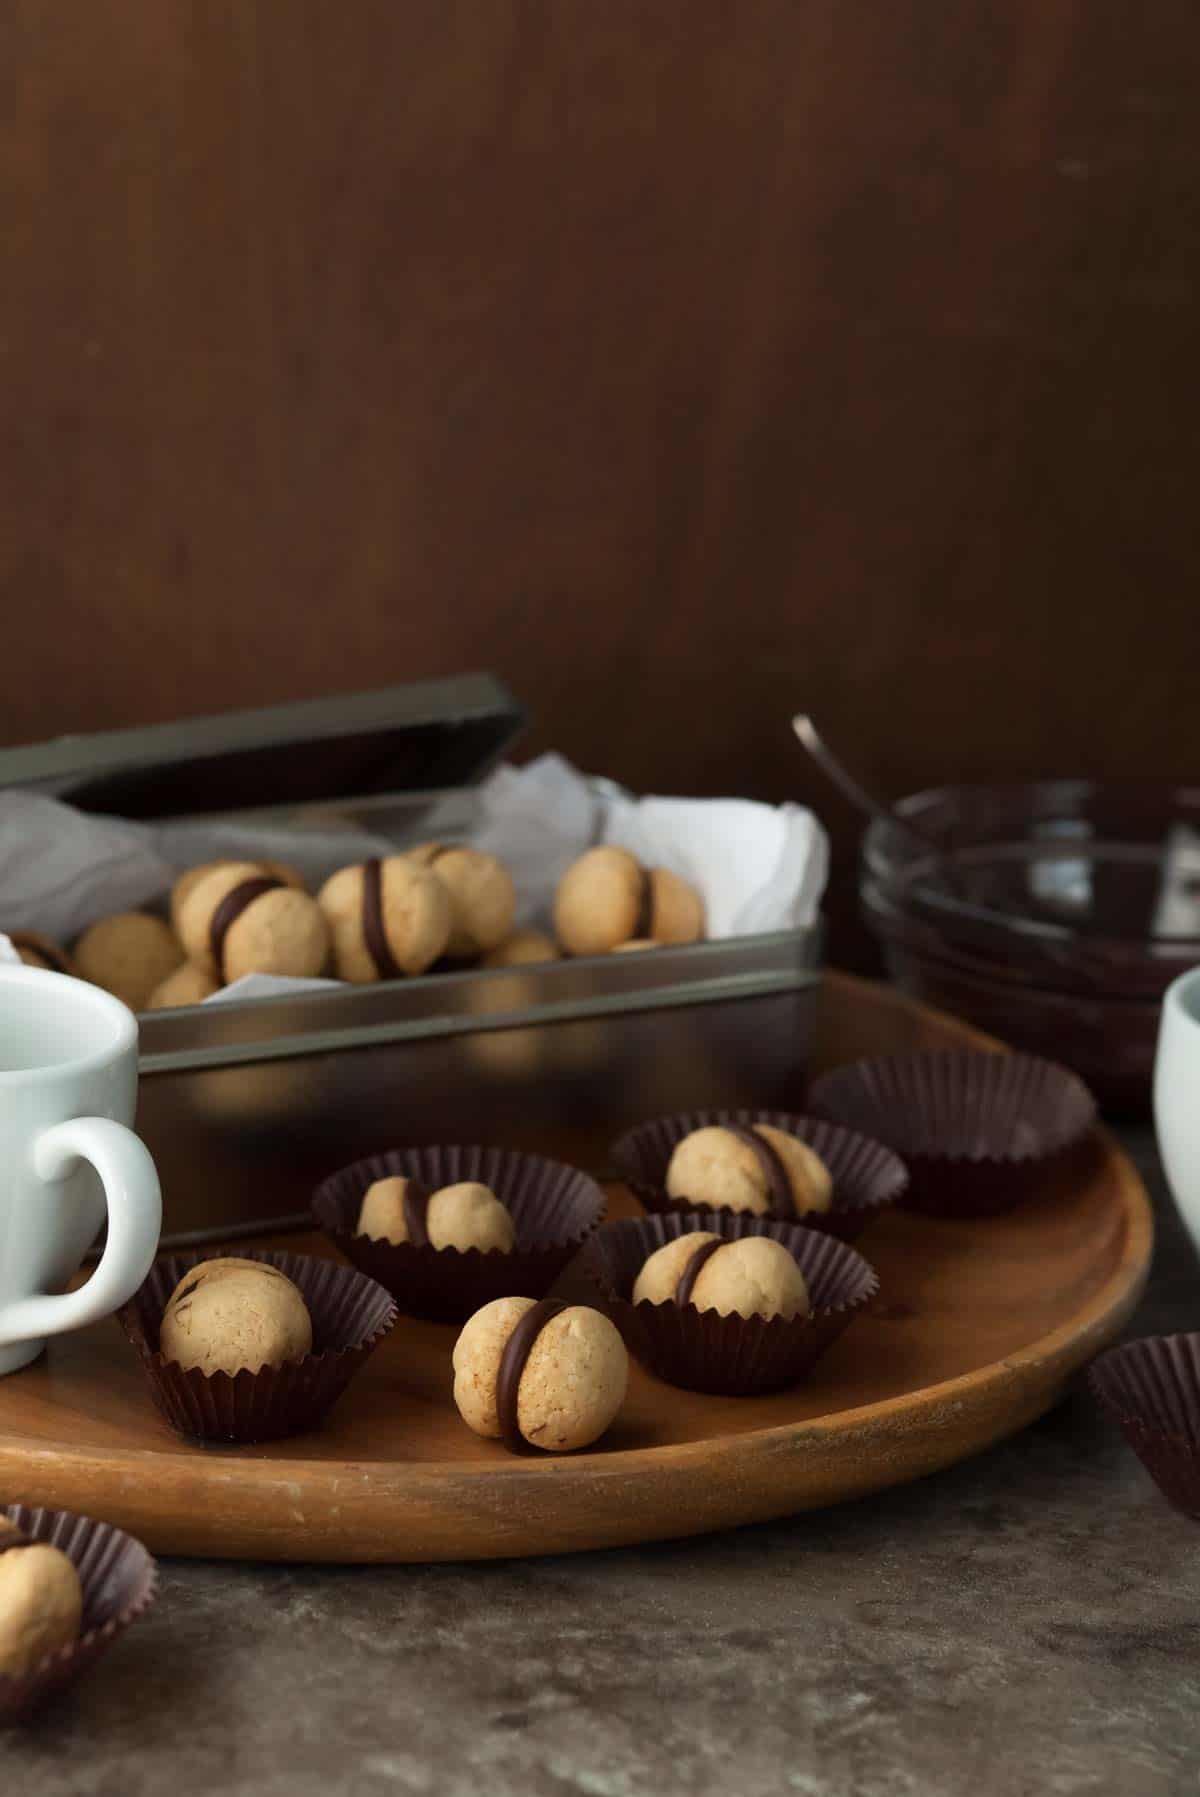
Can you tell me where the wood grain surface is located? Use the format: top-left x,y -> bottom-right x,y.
2,6 -> 1199,964
0,975 -> 1153,1561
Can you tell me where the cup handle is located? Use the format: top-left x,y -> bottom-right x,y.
0,1117 -> 162,1347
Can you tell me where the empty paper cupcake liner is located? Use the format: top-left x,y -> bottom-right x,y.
312,1145 -> 606,1324
118,1249 -> 397,1444
1090,1334 -> 1200,1519
609,1109 -> 908,1242
807,1050 -> 1097,1218
0,1505 -> 157,1724
584,1210 -> 879,1396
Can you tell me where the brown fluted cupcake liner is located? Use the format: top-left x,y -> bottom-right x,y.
808,1050 -> 1098,1218
583,1210 -> 879,1396
1090,1334 -> 1200,1519
609,1109 -> 908,1242
118,1249 -> 397,1444
312,1145 -> 606,1324
0,1505 -> 157,1724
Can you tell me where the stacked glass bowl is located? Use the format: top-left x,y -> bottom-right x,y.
861,780 -> 1200,1115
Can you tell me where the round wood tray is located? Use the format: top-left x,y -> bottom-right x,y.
0,974 -> 1152,1562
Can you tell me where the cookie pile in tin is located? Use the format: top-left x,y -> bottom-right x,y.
10,841 -> 707,1010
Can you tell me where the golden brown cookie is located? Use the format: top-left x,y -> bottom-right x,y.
145,962 -> 220,1010
73,913 -> 185,1011
632,1230 -> 723,1305
633,1231 -> 809,1320
177,862 -> 330,983
480,930 -> 560,969
407,845 -> 516,958
159,1258 -> 313,1376
664,1124 -> 833,1218
170,859 -> 305,935
553,847 -> 642,955
452,1297 -> 627,1452
554,848 -> 705,956
0,1520 -> 84,1678
317,857 -> 451,982
357,1177 -> 516,1253
647,867 -> 705,945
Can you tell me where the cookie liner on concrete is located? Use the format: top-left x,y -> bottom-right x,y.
1090,1333 -> 1200,1519
0,1505 -> 157,1724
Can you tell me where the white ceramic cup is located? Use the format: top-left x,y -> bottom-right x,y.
1154,964 -> 1200,1258
0,964 -> 161,1375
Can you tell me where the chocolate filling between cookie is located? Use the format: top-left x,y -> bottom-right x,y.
631,866 -> 654,941
721,1124 -> 794,1216
495,1298 -> 568,1452
8,932 -> 70,975
400,1181 -> 434,1248
0,1531 -> 37,1558
361,858 -> 401,980
674,1238 -> 723,1309
209,876 -> 286,982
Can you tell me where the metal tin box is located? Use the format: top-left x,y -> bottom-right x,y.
0,676 -> 822,1239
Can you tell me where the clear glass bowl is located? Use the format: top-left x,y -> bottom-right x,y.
861,780 -> 1200,1114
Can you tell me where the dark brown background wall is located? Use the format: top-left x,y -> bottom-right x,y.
2,2 -> 1198,962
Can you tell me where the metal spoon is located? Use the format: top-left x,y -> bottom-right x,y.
791,715 -> 945,864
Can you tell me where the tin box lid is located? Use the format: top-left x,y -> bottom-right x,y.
0,673 -> 524,818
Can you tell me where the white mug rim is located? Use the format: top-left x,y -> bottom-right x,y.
0,963 -> 137,1084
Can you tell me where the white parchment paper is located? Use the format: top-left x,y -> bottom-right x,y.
0,755 -> 828,999
475,755 -> 827,937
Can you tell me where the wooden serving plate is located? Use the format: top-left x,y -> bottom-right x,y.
0,974 -> 1152,1562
